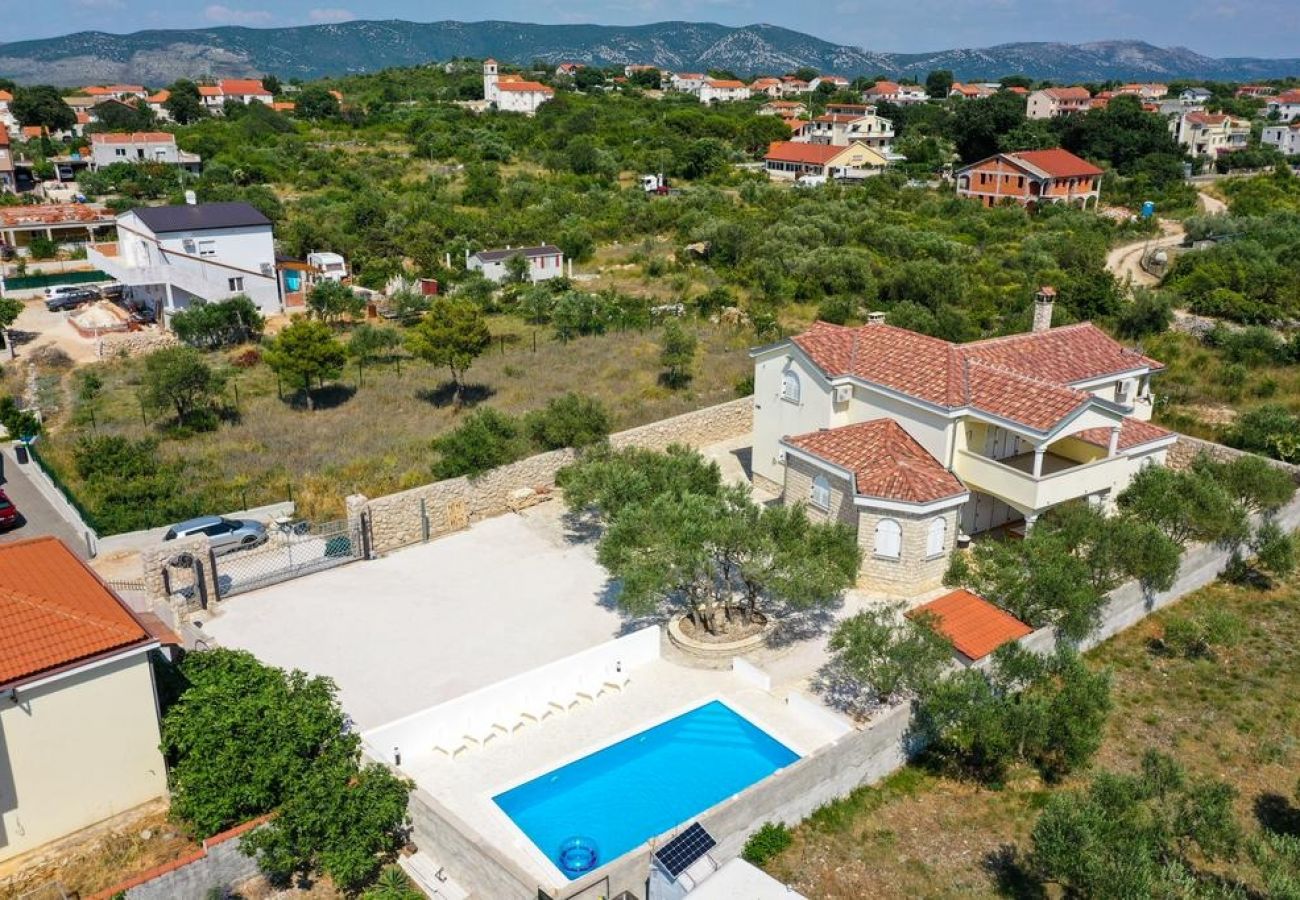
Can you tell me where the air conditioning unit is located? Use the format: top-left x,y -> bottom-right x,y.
260,263 -> 274,277
775,449 -> 787,464
834,385 -> 852,404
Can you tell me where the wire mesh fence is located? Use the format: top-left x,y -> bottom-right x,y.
212,518 -> 363,599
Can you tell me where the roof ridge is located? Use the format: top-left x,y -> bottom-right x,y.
964,357 -> 1089,397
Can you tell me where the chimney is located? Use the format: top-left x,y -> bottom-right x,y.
1033,286 -> 1056,332
867,311 -> 886,325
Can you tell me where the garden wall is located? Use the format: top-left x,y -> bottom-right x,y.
353,397 -> 754,555
88,816 -> 269,900
1167,434 -> 1300,484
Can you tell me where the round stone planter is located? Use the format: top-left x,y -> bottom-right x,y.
667,612 -> 774,659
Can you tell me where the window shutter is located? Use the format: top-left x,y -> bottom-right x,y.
927,517 -> 946,557
875,519 -> 901,558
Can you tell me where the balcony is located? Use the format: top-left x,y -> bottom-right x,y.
86,243 -> 237,305
954,448 -> 1127,515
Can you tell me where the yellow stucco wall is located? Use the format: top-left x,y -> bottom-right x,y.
0,651 -> 167,862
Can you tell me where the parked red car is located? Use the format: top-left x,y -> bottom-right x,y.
0,490 -> 20,530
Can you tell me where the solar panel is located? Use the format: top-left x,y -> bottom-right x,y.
654,822 -> 716,879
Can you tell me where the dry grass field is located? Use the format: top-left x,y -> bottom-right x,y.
39,315 -> 756,521
763,569 -> 1300,898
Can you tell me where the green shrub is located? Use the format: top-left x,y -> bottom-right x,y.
741,822 -> 793,866
1160,609 -> 1245,659
431,407 -> 528,479
523,393 -> 611,451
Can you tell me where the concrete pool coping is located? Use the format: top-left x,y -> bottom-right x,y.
394,658 -> 852,889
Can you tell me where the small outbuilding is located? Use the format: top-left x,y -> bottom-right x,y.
907,588 -> 1034,665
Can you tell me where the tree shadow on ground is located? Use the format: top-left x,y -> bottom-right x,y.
984,845 -> 1045,900
416,381 -> 495,408
765,592 -> 844,648
285,383 -> 356,411
595,576 -> 663,636
808,657 -> 881,720
1256,791 -> 1300,837
560,508 -> 603,546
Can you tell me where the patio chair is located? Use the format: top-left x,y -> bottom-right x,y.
602,660 -> 631,693
516,687 -> 559,730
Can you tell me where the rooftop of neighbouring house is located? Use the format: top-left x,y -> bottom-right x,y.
908,589 -> 1034,661
764,141 -> 854,164
219,78 -> 272,95
1072,417 -> 1175,452
496,80 -> 554,93
0,203 -> 114,227
472,244 -> 562,262
706,80 -> 746,89
1041,86 -> 1092,100
783,419 -> 968,504
132,201 -> 272,234
782,319 -> 1161,433
90,131 -> 177,145
0,537 -> 154,689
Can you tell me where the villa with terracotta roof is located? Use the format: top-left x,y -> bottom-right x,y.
763,140 -> 889,181
792,107 -> 895,153
1026,87 -> 1093,119
0,537 -> 171,863
89,131 -> 202,173
1265,91 -> 1300,122
954,148 -> 1103,209
1172,110 -> 1251,158
751,291 -> 1175,593
1263,120 -> 1300,156
699,79 -> 751,104
483,60 -> 553,115
197,78 -> 274,113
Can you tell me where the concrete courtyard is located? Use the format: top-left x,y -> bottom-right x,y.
202,500 -> 624,729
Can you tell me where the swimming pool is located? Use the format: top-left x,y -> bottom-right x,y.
493,700 -> 800,879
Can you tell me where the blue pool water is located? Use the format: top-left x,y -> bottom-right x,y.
493,700 -> 799,878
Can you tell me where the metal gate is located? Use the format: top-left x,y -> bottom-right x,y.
212,518 -> 365,599
163,553 -> 203,608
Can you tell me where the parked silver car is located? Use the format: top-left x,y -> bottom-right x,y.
164,515 -> 268,555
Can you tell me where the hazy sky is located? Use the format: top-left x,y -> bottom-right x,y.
7,0 -> 1298,58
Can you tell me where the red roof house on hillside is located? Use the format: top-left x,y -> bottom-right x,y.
955,148 -> 1103,209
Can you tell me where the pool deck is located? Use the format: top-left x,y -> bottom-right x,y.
403,659 -> 850,887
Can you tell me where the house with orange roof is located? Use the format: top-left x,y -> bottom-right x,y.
954,148 -> 1103,209
483,59 -> 554,115
669,72 -> 707,94
763,140 -> 889,181
866,80 -> 929,104
196,78 -> 274,113
147,89 -> 171,120
699,79 -> 750,104
1172,110 -> 1251,158
1266,90 -> 1300,122
89,131 -> 202,173
1118,82 -> 1168,100
82,84 -> 149,102
0,89 -> 15,138
1236,84 -> 1275,99
0,537 -> 172,863
1027,86 -> 1092,119
751,291 -> 1174,592
750,77 -> 783,98
792,107 -> 895,153
948,82 -> 996,100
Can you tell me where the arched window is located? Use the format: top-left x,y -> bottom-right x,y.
781,370 -> 801,404
810,475 -> 831,509
875,518 -> 902,559
926,517 -> 947,558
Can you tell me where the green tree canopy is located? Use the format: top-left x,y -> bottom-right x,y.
164,79 -> 206,124
405,297 -> 491,404
139,346 -> 227,430
828,603 -> 952,705
12,85 -> 74,132
263,318 -> 347,411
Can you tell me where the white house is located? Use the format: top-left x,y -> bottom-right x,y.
1180,87 -> 1213,104
0,131 -> 13,195
1262,121 -> 1300,156
483,60 -> 554,115
1171,111 -> 1251,158
750,292 -> 1173,594
1266,91 -> 1300,122
89,132 -> 201,173
0,89 -> 15,139
0,537 -> 171,864
197,79 -> 274,113
793,105 -> 894,152
670,72 -> 707,94
1026,87 -> 1092,119
147,90 -> 172,121
699,80 -> 751,104
87,200 -> 282,322
467,244 -> 566,283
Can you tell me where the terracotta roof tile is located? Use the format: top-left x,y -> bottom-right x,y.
787,321 -> 1160,433
909,589 -> 1033,660
764,141 -> 848,164
0,537 -> 152,688
1006,148 -> 1104,178
219,79 -> 271,96
1072,416 -> 1174,451
90,131 -> 176,144
496,80 -> 553,93
784,420 -> 967,504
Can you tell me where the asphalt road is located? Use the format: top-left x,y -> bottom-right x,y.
0,451 -> 89,558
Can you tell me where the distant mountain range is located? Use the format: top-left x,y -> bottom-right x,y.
0,20 -> 1297,87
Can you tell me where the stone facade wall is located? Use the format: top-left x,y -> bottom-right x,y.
97,331 -> 181,360
783,454 -> 856,528
407,790 -> 538,899
856,506 -> 958,596
359,397 -> 754,556
139,535 -> 217,619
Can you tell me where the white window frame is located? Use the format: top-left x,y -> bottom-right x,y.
781,370 -> 801,404
926,517 -> 947,559
198,240 -> 217,258
874,518 -> 902,560
227,276 -> 244,292
809,475 -> 831,510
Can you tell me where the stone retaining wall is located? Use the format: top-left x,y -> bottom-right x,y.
97,331 -> 181,359
1167,434 -> 1300,483
88,816 -> 269,900
356,397 -> 754,556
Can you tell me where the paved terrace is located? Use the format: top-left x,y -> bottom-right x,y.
202,501 -> 624,729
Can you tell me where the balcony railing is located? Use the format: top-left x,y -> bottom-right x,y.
954,449 -> 1127,514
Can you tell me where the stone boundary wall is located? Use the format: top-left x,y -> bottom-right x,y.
97,330 -> 181,360
87,816 -> 269,900
1166,434 -> 1300,484
356,397 -> 753,556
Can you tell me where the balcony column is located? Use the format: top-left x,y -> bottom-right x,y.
1032,446 -> 1046,478
1108,426 -> 1121,457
